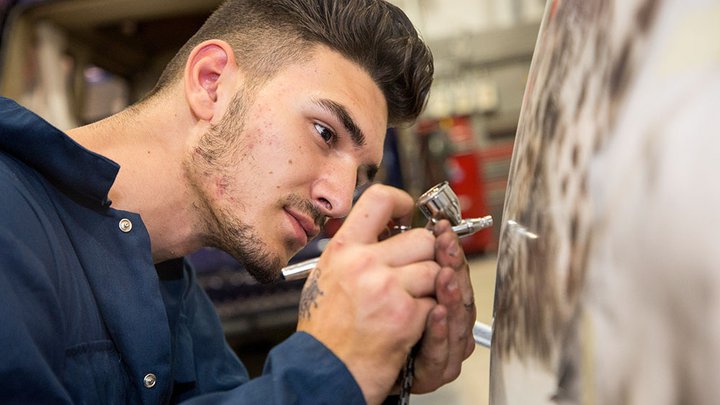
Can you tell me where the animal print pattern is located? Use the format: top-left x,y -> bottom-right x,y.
489,0 -> 720,403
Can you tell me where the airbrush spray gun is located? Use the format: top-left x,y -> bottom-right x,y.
398,182 -> 493,404
281,181 -> 492,281
414,182 -> 494,349
280,181 -> 494,404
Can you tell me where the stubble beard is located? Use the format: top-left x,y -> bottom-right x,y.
184,89 -> 283,284
207,209 -> 283,284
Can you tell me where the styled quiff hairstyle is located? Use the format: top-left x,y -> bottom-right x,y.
150,0 -> 433,126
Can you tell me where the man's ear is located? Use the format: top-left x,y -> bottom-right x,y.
184,39 -> 238,122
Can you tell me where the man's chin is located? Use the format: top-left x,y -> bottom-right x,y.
242,258 -> 283,284
217,234 -> 299,284
226,245 -> 286,284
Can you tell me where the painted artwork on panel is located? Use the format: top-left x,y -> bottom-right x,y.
490,0 -> 720,404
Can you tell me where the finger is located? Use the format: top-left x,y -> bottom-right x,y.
394,260 -> 440,297
435,268 -> 473,380
412,305 -> 449,393
464,331 -> 476,359
432,218 -> 453,236
333,184 -> 415,244
409,297 -> 438,342
376,228 -> 435,267
434,220 -> 468,269
435,224 -> 475,307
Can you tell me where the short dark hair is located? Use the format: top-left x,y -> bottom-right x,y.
150,0 -> 433,126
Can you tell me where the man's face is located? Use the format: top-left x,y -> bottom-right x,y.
186,45 -> 387,282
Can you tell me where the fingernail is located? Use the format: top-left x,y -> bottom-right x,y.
447,240 -> 459,257
447,279 -> 458,292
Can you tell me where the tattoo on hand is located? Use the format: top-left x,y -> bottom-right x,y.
299,267 -> 324,320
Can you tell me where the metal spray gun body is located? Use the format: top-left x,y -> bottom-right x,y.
281,181 -> 495,348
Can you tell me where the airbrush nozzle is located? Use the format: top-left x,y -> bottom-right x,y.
451,216 -> 494,237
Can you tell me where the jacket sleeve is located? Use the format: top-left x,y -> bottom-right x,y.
177,262 -> 365,405
0,228 -> 73,404
183,332 -> 366,405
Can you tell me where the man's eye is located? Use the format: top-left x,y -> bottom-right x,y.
314,123 -> 336,145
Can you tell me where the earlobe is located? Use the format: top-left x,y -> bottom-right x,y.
184,40 -> 237,122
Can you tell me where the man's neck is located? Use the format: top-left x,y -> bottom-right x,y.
66,94 -> 207,263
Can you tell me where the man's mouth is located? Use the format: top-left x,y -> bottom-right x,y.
285,207 -> 321,244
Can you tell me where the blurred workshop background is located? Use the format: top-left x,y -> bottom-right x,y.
0,1 -> 545,403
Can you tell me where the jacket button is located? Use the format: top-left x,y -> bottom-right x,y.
143,373 -> 156,389
119,218 -> 133,233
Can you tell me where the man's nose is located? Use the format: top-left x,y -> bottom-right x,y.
311,161 -> 357,219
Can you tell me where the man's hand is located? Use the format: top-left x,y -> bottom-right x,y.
411,219 -> 476,393
296,184 -> 440,405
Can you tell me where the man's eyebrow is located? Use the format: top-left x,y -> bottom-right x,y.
315,98 -> 366,147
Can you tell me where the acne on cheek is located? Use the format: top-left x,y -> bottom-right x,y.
266,171 -> 280,189
215,176 -> 230,197
257,132 -> 272,146
255,114 -> 275,145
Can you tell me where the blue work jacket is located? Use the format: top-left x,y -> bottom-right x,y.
0,98 -> 364,404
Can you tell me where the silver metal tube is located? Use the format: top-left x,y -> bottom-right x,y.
452,216 -> 494,238
281,257 -> 321,281
281,215 -> 493,281
473,321 -> 493,348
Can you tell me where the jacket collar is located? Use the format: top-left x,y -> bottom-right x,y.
0,97 -> 119,207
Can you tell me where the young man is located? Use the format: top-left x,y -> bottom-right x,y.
0,0 -> 477,403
